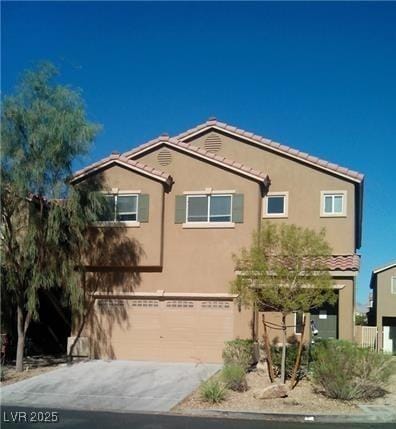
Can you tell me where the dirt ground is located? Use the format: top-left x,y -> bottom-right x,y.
0,355 -> 68,386
175,369 -> 396,415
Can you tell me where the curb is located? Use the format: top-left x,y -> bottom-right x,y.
2,404 -> 396,424
179,408 -> 396,424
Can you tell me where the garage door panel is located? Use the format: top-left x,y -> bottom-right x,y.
92,299 -> 234,362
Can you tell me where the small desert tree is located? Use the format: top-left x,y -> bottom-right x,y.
232,222 -> 337,387
1,62 -> 102,371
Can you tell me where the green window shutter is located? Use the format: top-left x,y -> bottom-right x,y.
138,194 -> 149,222
175,195 -> 186,224
232,194 -> 244,223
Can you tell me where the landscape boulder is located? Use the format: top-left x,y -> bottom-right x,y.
253,383 -> 288,399
255,361 -> 268,375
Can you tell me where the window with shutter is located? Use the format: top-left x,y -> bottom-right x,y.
175,195 -> 187,223
97,193 -> 144,225
179,192 -> 244,227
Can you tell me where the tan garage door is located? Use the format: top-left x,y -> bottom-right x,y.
91,298 -> 234,363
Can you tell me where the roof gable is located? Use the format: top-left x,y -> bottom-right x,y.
70,153 -> 173,185
174,118 -> 364,183
124,135 -> 270,186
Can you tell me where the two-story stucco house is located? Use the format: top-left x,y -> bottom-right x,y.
368,262 -> 396,353
69,118 -> 364,363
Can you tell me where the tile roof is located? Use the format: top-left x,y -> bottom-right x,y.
123,135 -> 271,185
238,254 -> 360,272
173,118 -> 364,183
324,254 -> 360,271
278,254 -> 360,271
70,153 -> 173,184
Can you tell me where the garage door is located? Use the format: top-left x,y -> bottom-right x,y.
91,298 -> 234,363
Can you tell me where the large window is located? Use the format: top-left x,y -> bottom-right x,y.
99,194 -> 138,222
321,191 -> 346,216
263,192 -> 288,217
187,194 -> 232,223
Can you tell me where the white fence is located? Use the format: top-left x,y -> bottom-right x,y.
355,326 -> 377,350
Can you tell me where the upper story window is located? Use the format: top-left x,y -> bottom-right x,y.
392,277 -> 396,294
99,194 -> 138,222
263,192 -> 288,218
175,191 -> 243,228
321,191 -> 347,217
187,194 -> 232,223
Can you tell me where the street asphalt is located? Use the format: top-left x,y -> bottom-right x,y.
0,360 -> 221,412
1,406 -> 395,429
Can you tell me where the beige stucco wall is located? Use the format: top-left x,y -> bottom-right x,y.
187,131 -> 356,254
133,146 -> 262,295
338,278 -> 355,341
86,165 -> 165,267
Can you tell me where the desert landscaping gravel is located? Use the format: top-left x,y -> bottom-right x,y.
175,370 -> 396,415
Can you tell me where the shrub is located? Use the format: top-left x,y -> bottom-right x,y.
199,379 -> 227,404
311,340 -> 396,400
222,339 -> 254,371
221,364 -> 248,392
270,343 -> 308,380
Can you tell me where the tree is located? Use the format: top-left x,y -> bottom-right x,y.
232,222 -> 337,387
355,313 -> 368,326
1,62 -> 102,371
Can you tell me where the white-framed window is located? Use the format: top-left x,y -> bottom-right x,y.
320,191 -> 347,217
294,311 -> 303,335
99,194 -> 139,222
391,277 -> 396,294
263,192 -> 288,217
186,194 -> 232,223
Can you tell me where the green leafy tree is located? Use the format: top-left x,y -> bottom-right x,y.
232,222 -> 337,387
1,62 -> 102,371
355,313 -> 368,326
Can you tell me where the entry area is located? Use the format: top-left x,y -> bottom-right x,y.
383,317 -> 396,354
90,298 -> 234,363
310,301 -> 338,340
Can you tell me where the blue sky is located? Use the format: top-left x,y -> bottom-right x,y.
2,2 -> 395,305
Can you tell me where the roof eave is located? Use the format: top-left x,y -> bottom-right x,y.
70,157 -> 171,186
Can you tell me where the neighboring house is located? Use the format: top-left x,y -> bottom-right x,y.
367,262 -> 396,353
69,118 -> 364,363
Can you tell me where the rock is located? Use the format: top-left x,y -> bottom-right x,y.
256,361 -> 268,374
253,384 -> 289,399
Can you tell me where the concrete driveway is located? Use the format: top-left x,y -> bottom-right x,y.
0,360 -> 221,412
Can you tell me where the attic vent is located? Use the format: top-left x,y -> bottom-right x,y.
204,133 -> 222,153
157,149 -> 172,166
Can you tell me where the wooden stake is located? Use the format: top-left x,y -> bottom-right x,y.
262,313 -> 276,383
290,314 -> 307,389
